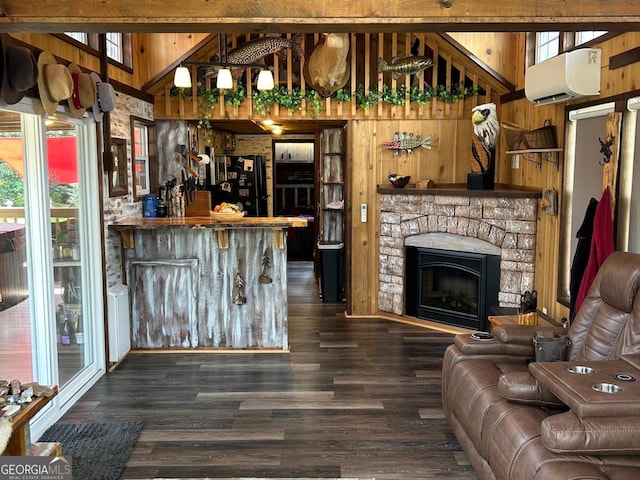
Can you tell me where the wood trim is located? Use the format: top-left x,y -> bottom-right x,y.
1,1 -> 640,32
610,46 -> 640,70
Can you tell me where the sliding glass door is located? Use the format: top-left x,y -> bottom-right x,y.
0,101 -> 105,438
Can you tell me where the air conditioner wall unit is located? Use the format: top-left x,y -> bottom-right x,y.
525,49 -> 602,106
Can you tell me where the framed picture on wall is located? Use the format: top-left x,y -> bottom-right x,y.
109,138 -> 129,197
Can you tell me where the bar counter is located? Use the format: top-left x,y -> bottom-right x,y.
109,216 -> 308,351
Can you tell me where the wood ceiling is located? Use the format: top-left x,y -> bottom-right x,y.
1,1 -> 639,33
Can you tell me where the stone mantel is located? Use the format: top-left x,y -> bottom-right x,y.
377,183 -> 542,199
377,186 -> 540,318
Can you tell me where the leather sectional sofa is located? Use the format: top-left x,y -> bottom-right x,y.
442,251 -> 640,480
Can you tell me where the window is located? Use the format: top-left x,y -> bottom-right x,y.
535,32 -> 560,63
532,31 -> 610,65
133,123 -> 149,196
64,32 -> 87,44
576,31 -> 607,46
105,33 -> 123,63
62,32 -> 132,68
130,116 -> 157,199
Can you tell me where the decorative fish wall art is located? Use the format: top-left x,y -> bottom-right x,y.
382,131 -> 434,155
377,55 -> 433,79
206,33 -> 304,78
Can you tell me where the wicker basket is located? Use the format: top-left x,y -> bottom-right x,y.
502,119 -> 557,151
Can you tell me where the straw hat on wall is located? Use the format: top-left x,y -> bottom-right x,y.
37,51 -> 73,116
67,63 -> 96,119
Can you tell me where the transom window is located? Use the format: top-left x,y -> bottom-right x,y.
535,32 -> 560,63
62,32 -> 131,68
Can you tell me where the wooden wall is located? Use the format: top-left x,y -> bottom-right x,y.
495,32 -> 640,322
349,118 -> 472,315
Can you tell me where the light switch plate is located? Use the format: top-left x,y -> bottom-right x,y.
361,203 -> 367,222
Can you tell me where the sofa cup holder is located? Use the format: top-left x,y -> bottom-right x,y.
591,382 -> 622,394
614,373 -> 636,382
567,365 -> 594,375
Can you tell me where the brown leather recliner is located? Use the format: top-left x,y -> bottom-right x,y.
442,251 -> 640,480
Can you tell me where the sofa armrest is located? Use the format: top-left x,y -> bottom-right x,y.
498,371 -> 566,408
492,324 -> 567,345
542,411 -> 640,455
454,333 -> 534,357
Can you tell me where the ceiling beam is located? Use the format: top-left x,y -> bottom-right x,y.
1,1 -> 639,33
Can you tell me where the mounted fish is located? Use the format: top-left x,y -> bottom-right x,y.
377,55 -> 433,80
382,131 -> 434,155
207,33 -> 305,79
305,33 -> 350,97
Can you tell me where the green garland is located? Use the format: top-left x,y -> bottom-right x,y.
191,82 -> 480,132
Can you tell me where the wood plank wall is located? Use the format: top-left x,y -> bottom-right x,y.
499,31 -> 640,323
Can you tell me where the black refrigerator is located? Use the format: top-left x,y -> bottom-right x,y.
206,154 -> 268,216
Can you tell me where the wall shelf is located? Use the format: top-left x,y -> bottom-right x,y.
506,149 -> 562,171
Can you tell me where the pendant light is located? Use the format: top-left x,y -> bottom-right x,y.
256,69 -> 275,91
173,65 -> 192,89
216,68 -> 233,89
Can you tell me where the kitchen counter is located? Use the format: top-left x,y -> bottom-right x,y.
109,216 -> 307,351
110,216 -> 308,230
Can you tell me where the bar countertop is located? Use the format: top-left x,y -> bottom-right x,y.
109,216 -> 308,230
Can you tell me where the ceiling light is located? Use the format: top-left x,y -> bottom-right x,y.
257,69 -> 274,91
271,126 -> 283,135
262,119 -> 274,126
174,66 -> 192,89
216,68 -> 233,89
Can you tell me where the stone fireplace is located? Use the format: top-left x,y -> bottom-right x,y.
378,186 -> 540,326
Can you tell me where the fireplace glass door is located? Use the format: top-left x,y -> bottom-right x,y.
405,247 -> 500,330
421,264 -> 479,317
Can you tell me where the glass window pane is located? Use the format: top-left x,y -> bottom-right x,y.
0,112 -> 33,383
536,31 -> 560,63
65,32 -> 87,44
106,32 -> 123,63
576,31 -> 607,45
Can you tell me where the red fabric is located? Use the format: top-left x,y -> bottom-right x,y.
574,187 -> 615,313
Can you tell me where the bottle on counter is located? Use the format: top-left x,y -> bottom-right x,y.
61,318 -> 71,346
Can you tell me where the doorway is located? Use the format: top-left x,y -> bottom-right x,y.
0,103 -> 106,438
273,139 -> 316,261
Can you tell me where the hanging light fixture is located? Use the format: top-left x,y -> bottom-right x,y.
216,68 -> 234,89
173,33 -> 275,91
173,65 -> 192,89
256,69 -> 275,91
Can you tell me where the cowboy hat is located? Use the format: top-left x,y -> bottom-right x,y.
67,63 -> 96,119
37,51 -> 73,116
0,34 -> 38,106
90,72 -> 116,122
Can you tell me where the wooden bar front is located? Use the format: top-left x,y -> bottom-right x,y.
109,217 -> 307,351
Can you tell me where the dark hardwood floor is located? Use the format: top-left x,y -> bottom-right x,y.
58,261 -> 478,480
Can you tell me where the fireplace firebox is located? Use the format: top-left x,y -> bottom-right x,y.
405,246 -> 500,331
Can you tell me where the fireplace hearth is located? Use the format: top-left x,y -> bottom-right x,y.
405,246 -> 500,331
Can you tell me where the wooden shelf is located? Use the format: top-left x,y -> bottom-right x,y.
506,148 -> 562,171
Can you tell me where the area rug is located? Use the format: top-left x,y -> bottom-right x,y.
39,420 -> 143,480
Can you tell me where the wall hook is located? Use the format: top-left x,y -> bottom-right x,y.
599,135 -> 615,165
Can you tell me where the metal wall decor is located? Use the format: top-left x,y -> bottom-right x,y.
232,260 -> 246,304
259,252 -> 273,284
599,135 -> 615,165
382,131 -> 434,155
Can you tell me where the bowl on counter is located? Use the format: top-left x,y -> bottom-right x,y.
210,211 -> 246,221
388,174 -> 411,189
